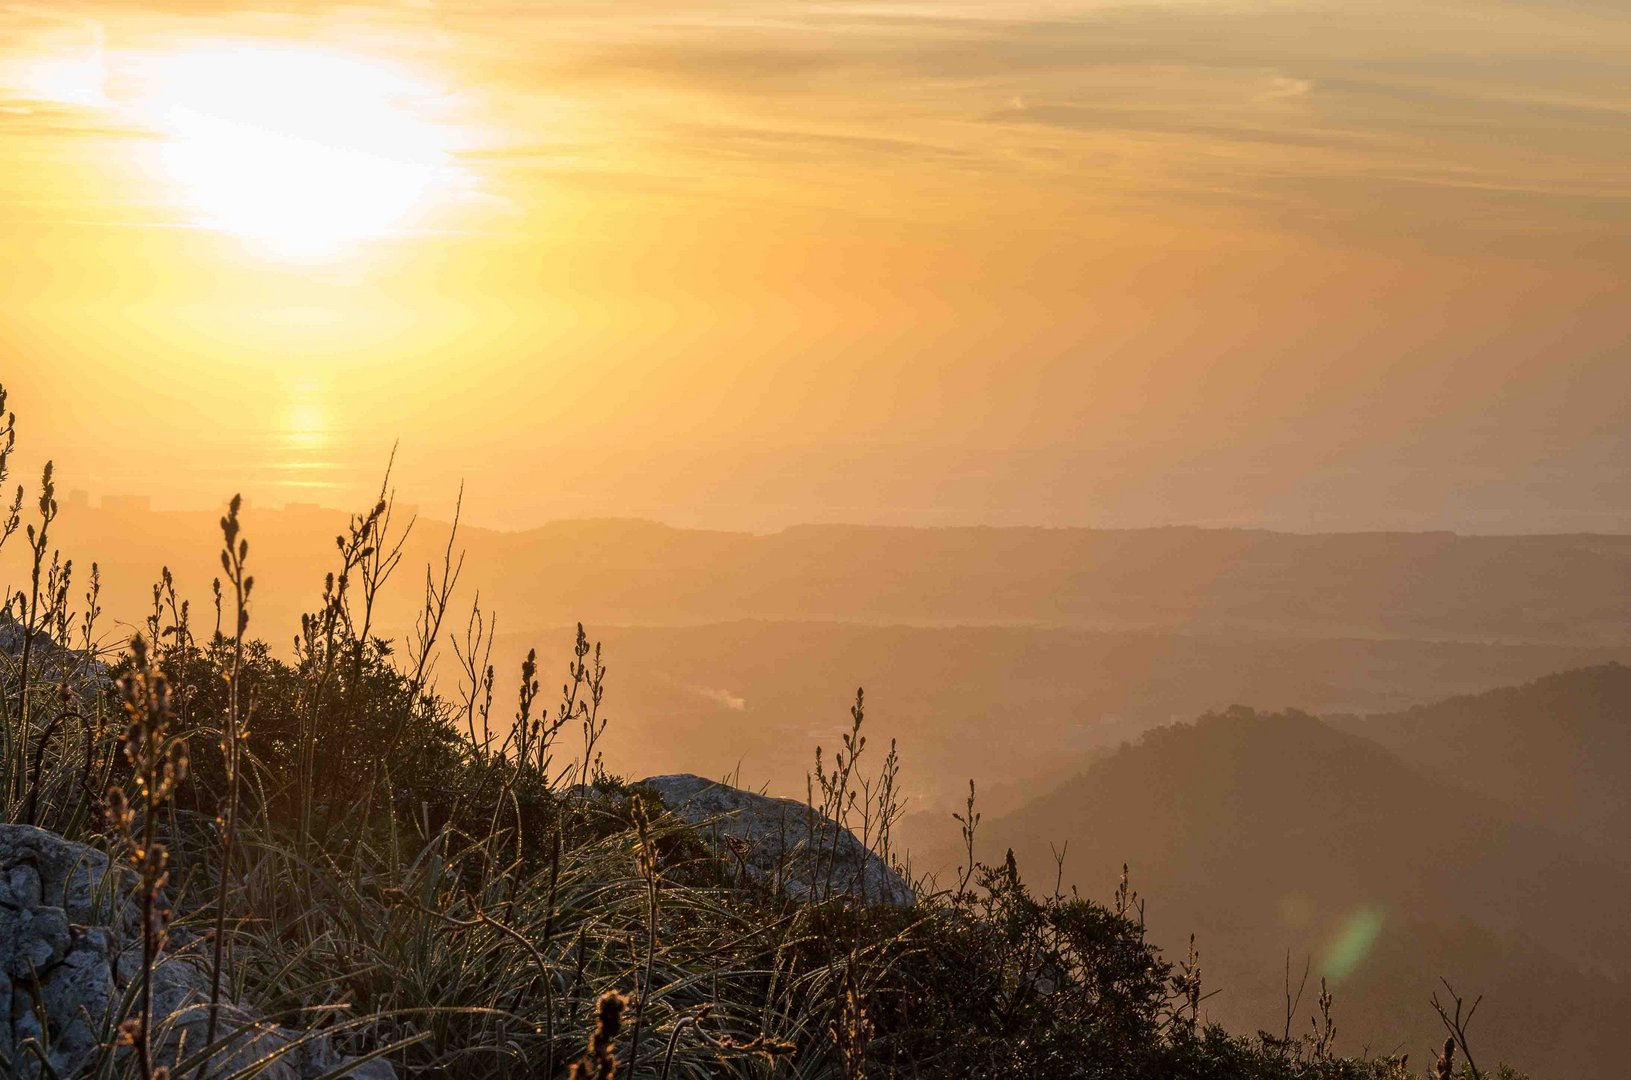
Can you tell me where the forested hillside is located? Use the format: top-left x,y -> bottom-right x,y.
931,704 -> 1631,1077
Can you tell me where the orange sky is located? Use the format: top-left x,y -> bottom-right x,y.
1,1 -> 1628,531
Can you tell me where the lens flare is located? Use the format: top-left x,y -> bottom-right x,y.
1322,907 -> 1385,984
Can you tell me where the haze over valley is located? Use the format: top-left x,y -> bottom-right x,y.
7,496 -> 1630,1076
4,1 -> 1629,1076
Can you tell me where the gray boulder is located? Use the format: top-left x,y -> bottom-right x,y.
635,774 -> 915,907
0,824 -> 393,1079
0,613 -> 110,703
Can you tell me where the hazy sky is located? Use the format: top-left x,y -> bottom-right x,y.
1,1 -> 1627,531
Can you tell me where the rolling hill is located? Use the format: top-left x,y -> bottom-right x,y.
924,705 -> 1631,1078
1335,663 -> 1631,859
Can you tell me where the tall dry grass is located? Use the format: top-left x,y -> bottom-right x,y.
0,379 -> 1513,1080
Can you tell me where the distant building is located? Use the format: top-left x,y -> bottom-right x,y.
100,494 -> 151,514
65,489 -> 90,512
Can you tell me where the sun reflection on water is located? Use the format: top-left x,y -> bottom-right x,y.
284,399 -> 326,451
275,377 -> 338,490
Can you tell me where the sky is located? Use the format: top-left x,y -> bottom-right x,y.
0,0 -> 1628,532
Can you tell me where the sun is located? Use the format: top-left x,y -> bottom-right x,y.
133,45 -> 464,258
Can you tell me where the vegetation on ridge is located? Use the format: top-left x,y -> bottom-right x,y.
0,382 -> 1517,1078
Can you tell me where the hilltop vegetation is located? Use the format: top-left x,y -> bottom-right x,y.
0,553 -> 1455,1079
0,382 -> 1518,1077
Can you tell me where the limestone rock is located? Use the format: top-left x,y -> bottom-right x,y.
0,824 -> 394,1079
0,612 -> 110,703
634,774 -> 914,907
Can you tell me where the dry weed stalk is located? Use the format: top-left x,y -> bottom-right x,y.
203,494 -> 253,1071
952,778 -> 980,897
1431,978 -> 1483,1080
627,796 -> 661,1079
828,967 -> 872,1080
571,990 -> 628,1080
11,460 -> 58,806
109,634 -> 189,1080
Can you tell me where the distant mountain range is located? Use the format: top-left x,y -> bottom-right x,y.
14,508 -> 1631,645
912,665 -> 1631,1078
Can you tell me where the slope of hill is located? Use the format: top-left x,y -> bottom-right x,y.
1335,664 -> 1631,858
929,707 -> 1631,1078
522,621 -> 1631,814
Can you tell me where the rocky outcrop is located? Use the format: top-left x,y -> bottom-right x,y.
0,612 -> 109,702
635,774 -> 914,907
0,825 -> 392,1079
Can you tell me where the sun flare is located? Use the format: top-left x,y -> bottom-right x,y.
131,45 -> 464,257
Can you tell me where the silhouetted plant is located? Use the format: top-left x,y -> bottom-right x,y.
108,634 -> 189,1080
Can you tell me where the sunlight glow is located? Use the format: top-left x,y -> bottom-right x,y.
132,45 -> 465,257
14,52 -> 108,108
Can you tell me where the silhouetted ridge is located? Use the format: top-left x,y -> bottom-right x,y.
965,704 -> 1631,1078
1341,663 -> 1631,855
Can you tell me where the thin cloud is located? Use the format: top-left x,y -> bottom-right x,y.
689,684 -> 748,711
1,0 -> 1627,253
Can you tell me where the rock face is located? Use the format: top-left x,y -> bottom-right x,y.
0,612 -> 109,702
635,774 -> 915,907
0,824 -> 392,1079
